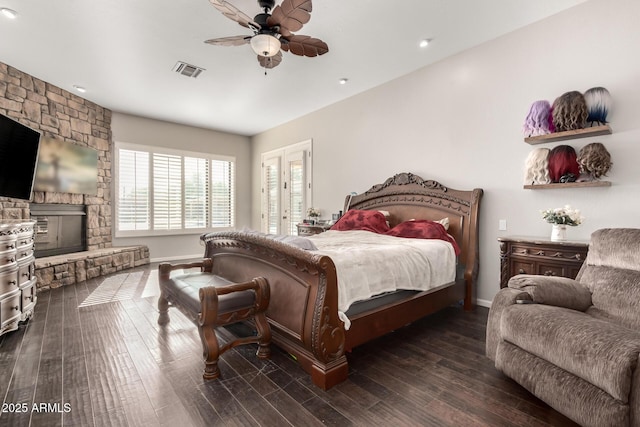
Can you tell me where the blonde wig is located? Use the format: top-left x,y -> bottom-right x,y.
524,147 -> 551,185
552,91 -> 588,132
577,142 -> 612,180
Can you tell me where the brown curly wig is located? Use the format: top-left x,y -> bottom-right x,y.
552,91 -> 588,132
577,142 -> 612,180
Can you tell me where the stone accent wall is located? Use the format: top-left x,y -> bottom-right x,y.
0,61 -> 112,250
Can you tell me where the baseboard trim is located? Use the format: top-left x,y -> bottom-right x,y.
476,298 -> 492,308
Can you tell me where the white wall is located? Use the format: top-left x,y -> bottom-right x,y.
111,113 -> 252,261
251,0 -> 640,306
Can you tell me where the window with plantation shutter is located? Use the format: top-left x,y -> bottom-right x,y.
118,149 -> 150,231
288,157 -> 304,235
153,153 -> 182,230
184,157 -> 209,229
263,157 -> 280,234
210,159 -> 234,228
115,142 -> 235,236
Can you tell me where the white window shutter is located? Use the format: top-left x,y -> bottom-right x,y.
117,149 -> 150,231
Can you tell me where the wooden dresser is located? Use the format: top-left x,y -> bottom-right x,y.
498,236 -> 589,288
0,220 -> 37,337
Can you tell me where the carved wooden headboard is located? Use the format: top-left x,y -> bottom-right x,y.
343,172 -> 483,285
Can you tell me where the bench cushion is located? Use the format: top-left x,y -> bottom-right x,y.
500,304 -> 640,402
162,272 -> 255,316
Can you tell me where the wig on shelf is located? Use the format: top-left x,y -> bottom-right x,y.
522,100 -> 554,137
584,87 -> 612,126
552,91 -> 588,132
524,147 -> 551,185
548,145 -> 580,183
577,142 -> 612,181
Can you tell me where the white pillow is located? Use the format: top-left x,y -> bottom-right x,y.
436,217 -> 450,230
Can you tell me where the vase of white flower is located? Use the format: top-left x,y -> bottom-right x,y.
541,205 -> 584,242
550,224 -> 568,241
306,207 -> 320,224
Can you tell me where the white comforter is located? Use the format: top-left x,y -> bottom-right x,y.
308,230 -> 457,329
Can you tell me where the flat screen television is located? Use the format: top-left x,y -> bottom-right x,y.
0,114 -> 41,201
34,137 -> 98,195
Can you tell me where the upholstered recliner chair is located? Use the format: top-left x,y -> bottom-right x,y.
487,228 -> 640,427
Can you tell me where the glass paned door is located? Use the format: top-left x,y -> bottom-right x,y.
261,140 -> 312,235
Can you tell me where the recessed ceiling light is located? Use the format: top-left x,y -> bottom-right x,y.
339,78 -> 348,85
73,85 -> 87,93
419,39 -> 431,48
1,8 -> 18,19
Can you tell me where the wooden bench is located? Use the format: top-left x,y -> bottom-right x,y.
157,259 -> 271,380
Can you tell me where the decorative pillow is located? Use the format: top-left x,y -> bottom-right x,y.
386,220 -> 460,255
407,217 -> 449,230
330,210 -> 391,234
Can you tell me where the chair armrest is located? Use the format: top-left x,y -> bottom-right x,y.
507,274 -> 592,311
198,277 -> 270,327
158,259 -> 213,281
486,288 -> 532,361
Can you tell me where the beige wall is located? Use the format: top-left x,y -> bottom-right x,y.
251,0 -> 640,305
111,113 -> 251,261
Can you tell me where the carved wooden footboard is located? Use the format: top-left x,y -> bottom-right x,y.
201,172 -> 483,390
201,231 -> 349,388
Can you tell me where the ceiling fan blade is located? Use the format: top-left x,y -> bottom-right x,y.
267,0 -> 312,34
257,51 -> 283,69
204,35 -> 251,46
208,0 -> 260,30
281,35 -> 328,57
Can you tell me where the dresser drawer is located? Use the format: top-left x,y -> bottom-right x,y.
1,289 -> 21,331
0,266 -> 19,295
0,250 -> 17,270
20,278 -> 37,314
17,258 -> 35,286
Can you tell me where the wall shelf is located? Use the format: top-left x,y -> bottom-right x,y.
524,181 -> 611,190
524,125 -> 612,145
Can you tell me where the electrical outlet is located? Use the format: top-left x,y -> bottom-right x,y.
499,219 -> 507,231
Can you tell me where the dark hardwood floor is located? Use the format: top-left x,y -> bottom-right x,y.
0,262 -> 579,427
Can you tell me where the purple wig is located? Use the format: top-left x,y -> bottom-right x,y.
523,100 -> 553,136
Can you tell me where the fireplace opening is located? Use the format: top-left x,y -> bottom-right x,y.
30,204 -> 87,257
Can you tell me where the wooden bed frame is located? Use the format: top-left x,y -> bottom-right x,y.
201,172 -> 483,389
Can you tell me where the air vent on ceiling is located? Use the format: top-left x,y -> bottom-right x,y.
173,61 -> 205,78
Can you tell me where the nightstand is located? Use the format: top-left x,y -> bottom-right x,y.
296,223 -> 331,236
498,236 -> 589,288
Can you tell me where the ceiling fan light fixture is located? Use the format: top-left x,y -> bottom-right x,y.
251,34 -> 281,57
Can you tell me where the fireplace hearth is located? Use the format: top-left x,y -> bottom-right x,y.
30,204 -> 87,257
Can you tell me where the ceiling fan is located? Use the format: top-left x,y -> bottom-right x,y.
205,0 -> 329,70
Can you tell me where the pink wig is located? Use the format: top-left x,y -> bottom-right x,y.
523,100 -> 554,136
548,145 -> 580,183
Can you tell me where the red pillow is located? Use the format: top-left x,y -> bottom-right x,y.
330,210 -> 390,234
386,220 -> 460,255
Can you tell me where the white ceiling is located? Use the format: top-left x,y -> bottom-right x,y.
1,0 -> 587,136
